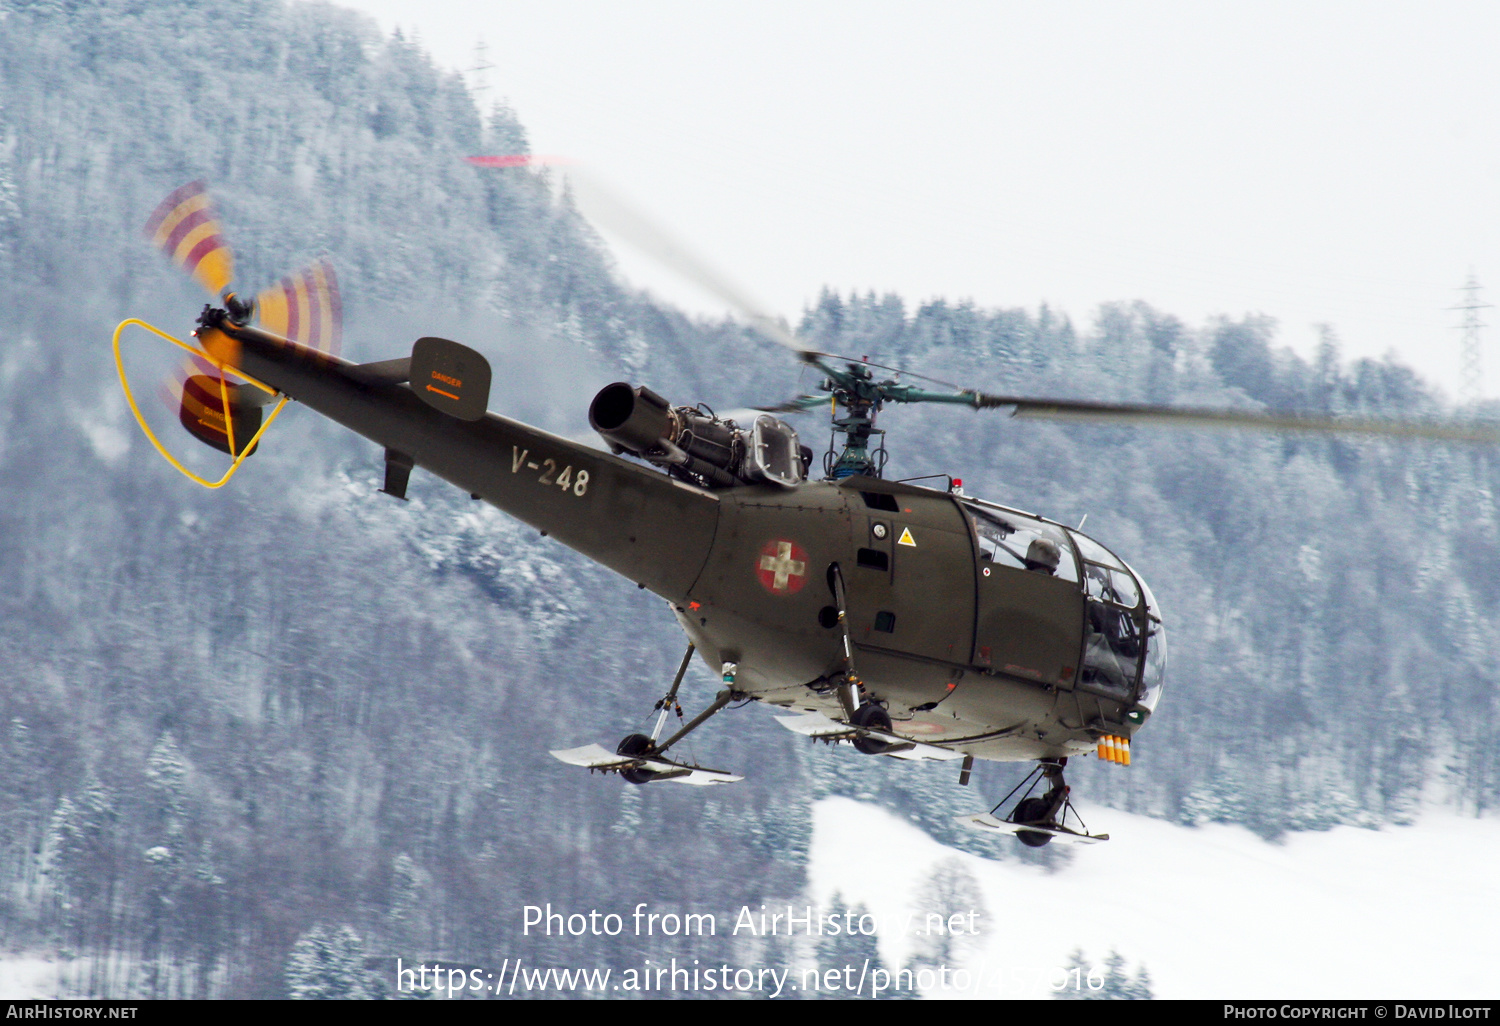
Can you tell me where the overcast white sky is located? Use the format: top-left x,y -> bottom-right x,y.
343,0 -> 1500,398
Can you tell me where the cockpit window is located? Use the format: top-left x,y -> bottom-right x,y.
1071,530 -> 1152,701
1072,532 -> 1125,570
1083,562 -> 1140,610
961,503 -> 1078,584
1132,564 -> 1166,712
1133,566 -> 1160,621
1139,618 -> 1167,712
1080,599 -> 1143,697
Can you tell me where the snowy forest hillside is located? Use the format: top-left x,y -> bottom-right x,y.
1,0 -> 1497,999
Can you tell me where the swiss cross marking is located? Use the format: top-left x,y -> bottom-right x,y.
757,539 -> 809,595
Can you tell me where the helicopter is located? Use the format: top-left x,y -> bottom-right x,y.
116,181 -> 1500,846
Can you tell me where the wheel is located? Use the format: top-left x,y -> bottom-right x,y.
616,733 -> 658,785
851,704 -> 893,755
1013,796 -> 1053,847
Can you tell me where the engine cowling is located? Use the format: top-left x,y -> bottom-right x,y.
588,382 -> 806,489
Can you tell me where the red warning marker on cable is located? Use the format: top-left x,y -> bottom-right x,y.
464,155 -> 573,168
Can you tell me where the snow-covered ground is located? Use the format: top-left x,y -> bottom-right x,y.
0,958 -> 61,999
6,800 -> 1493,1001
806,797 -> 1500,999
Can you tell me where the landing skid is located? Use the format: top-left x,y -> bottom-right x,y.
956,812 -> 1108,845
549,743 -> 742,786
773,711 -> 964,763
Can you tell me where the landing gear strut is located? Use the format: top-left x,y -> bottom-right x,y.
828,564 -> 898,756
1012,758 -> 1069,847
613,644 -> 739,785
977,758 -> 1106,847
550,647 -> 745,786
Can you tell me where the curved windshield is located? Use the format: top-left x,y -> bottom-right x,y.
962,503 -> 1078,584
1072,533 -> 1125,570
1139,618 -> 1167,712
1072,530 -> 1147,701
1083,561 -> 1140,609
1131,564 -> 1167,713
1080,595 -> 1143,696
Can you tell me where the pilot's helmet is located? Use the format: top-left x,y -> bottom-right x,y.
1024,537 -> 1061,574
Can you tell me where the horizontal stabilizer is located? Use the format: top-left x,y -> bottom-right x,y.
549,744 -> 742,786
955,812 -> 1109,845
351,357 -> 412,385
773,711 -> 965,762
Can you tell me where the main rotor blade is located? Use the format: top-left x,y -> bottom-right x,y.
563,168 -> 816,360
550,166 -> 985,388
753,395 -> 832,415
973,394 -> 1500,444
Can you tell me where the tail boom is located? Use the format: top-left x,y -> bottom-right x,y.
197,312 -> 719,600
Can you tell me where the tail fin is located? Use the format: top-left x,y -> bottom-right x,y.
176,372 -> 263,457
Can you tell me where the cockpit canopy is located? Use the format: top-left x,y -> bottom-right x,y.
960,500 -> 1166,715
1070,530 -> 1166,714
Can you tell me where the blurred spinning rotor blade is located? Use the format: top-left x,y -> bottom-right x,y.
563,168 -> 815,360
254,259 -> 343,357
142,181 -> 339,461
753,395 -> 834,416
143,180 -> 235,297
156,351 -> 263,457
970,393 -> 1500,444
159,351 -> 221,409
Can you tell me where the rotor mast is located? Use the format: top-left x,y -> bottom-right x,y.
804,356 -> 993,479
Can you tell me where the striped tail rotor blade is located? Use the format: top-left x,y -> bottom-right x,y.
157,352 -> 224,416
254,258 -> 342,357
253,275 -> 297,343
313,260 -> 342,358
464,154 -> 572,168
143,181 -> 235,297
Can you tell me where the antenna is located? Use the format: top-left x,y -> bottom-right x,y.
1452,272 -> 1491,404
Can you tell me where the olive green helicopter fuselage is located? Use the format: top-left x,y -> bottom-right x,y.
194,310 -> 1166,770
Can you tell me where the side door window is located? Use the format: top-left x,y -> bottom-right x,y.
963,502 -> 1084,686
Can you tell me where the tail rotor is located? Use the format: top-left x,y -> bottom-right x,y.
120,181 -> 343,485
138,182 -> 343,462
143,180 -> 236,300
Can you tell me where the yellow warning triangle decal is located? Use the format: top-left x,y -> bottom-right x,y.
897,526 -> 916,547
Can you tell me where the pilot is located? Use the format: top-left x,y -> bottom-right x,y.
1023,537 -> 1061,575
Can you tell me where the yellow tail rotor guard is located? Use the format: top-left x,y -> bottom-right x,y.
112,318 -> 288,489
